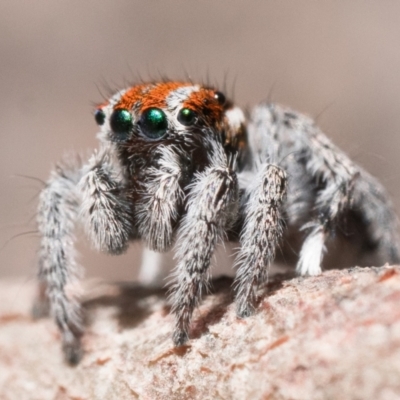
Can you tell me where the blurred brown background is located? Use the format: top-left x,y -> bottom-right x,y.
1,1 -> 400,282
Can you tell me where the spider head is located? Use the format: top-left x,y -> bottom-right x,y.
94,82 -> 246,156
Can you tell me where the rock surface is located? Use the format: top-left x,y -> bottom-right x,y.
1,266 -> 400,400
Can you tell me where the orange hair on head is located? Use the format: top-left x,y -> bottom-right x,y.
115,84 -> 149,110
183,88 -> 224,122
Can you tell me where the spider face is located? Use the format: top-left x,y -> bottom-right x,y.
94,82 -> 246,164
96,83 -> 226,140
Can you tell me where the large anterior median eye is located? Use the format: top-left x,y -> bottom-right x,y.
110,109 -> 133,137
177,108 -> 196,126
139,108 -> 168,139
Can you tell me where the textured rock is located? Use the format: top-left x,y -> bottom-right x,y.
1,266 -> 400,400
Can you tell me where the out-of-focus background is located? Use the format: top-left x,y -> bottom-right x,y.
1,1 -> 400,282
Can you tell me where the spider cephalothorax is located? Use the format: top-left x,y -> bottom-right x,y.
34,81 -> 399,364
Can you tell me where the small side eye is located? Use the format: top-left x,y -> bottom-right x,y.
139,108 -> 168,139
94,109 -> 106,126
177,108 -> 196,126
110,109 -> 133,135
214,91 -> 226,106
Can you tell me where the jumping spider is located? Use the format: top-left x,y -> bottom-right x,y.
34,81 -> 400,364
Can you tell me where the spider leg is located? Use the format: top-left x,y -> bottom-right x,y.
136,146 -> 184,252
295,118 -> 400,274
246,103 -> 398,276
352,173 -> 400,264
295,123 -> 360,275
36,158 -> 83,364
80,147 -> 134,254
138,247 -> 171,286
170,147 -> 238,346
234,164 -> 287,318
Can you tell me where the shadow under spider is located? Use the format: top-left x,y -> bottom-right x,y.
189,272 -> 296,339
82,273 -> 296,336
83,284 -> 168,330
189,276 -> 234,340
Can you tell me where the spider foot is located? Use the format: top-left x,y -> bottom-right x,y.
236,301 -> 256,319
173,329 -> 189,347
62,334 -> 83,366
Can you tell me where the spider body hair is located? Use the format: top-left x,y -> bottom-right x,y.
34,81 -> 399,363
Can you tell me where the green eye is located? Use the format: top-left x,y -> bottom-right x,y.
139,108 -> 168,139
110,109 -> 133,135
177,108 -> 196,126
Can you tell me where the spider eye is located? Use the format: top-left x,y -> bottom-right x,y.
94,109 -> 106,126
139,108 -> 168,139
177,108 -> 196,126
110,109 -> 133,136
214,91 -> 226,106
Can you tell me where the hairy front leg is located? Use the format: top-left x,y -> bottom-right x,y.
170,161 -> 238,346
234,164 -> 287,318
136,146 -> 184,252
80,147 -> 134,254
36,158 -> 83,364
